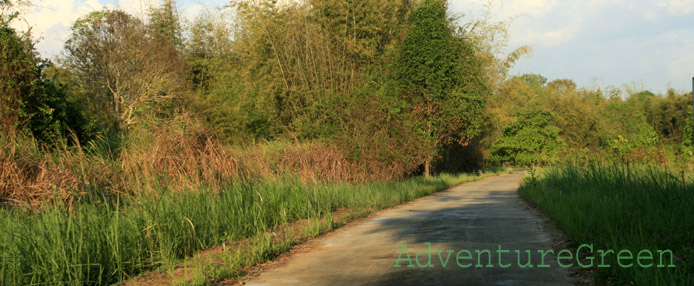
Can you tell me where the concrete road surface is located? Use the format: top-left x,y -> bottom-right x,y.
242,172 -> 575,286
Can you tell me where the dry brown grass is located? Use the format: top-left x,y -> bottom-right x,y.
121,116 -> 242,195
0,136 -> 84,209
1,115 -> 417,209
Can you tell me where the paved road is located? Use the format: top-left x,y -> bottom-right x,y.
243,173 -> 575,286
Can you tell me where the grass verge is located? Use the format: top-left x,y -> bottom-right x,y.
0,169 -> 507,285
519,165 -> 693,285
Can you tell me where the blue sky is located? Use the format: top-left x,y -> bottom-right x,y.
448,0 -> 694,93
14,0 -> 694,94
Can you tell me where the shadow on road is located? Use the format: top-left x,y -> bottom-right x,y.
336,189 -> 574,285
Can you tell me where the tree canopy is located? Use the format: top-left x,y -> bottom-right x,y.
398,0 -> 488,175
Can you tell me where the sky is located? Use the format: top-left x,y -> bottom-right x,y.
10,0 -> 694,94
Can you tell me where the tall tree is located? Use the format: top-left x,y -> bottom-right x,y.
309,0 -> 414,66
64,9 -> 187,135
398,0 -> 487,176
462,1 -> 532,96
148,0 -> 182,49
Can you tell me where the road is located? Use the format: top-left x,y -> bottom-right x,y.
241,172 -> 576,286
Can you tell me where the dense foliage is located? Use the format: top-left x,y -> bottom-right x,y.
398,0 -> 488,175
489,108 -> 563,166
488,74 -> 693,167
1,0 -> 691,188
1,2 -> 84,142
1,0 -> 691,196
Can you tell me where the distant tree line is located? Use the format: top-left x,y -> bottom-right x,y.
488,74 -> 693,166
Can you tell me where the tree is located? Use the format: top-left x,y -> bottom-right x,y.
309,0 -> 414,66
547,78 -> 576,95
490,108 -> 563,166
600,99 -> 658,162
225,0 -> 413,140
626,89 -> 690,145
398,0 -> 488,176
148,0 -> 183,49
0,11 -> 39,135
64,9 -> 187,136
462,0 -> 532,95
1,0 -> 83,142
543,79 -> 603,150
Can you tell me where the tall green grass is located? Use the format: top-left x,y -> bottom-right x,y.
520,165 -> 693,285
0,170 -> 504,285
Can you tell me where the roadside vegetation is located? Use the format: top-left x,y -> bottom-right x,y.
520,164 -> 693,285
1,0 -> 693,285
0,168 -> 505,285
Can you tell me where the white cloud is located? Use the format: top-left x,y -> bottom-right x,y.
667,0 -> 694,15
584,0 -> 626,11
516,18 -> 584,47
642,10 -> 659,22
450,0 -> 626,48
180,3 -> 208,24
497,0 -> 558,19
664,28 -> 694,81
449,0 -> 694,92
668,50 -> 694,81
11,0 -> 108,57
12,0 -> 181,57
117,0 -> 157,18
624,2 -> 667,22
449,0 -> 558,20
19,0 -> 103,33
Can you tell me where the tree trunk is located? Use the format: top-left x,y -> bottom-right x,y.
424,157 -> 431,178
424,102 -> 433,178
